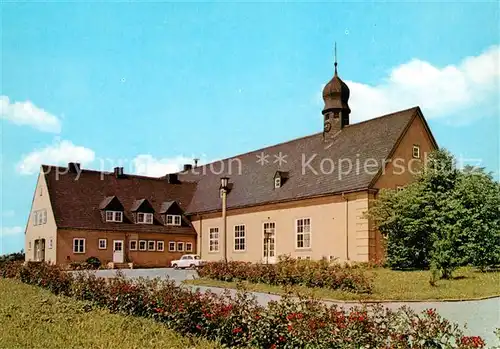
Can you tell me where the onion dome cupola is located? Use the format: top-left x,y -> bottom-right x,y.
322,45 -> 351,139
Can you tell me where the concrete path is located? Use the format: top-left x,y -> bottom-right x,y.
92,268 -> 500,346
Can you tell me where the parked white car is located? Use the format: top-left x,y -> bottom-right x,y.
171,254 -> 205,269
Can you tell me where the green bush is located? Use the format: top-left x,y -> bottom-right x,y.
85,257 -> 102,270
198,256 -> 373,294
369,149 -> 500,276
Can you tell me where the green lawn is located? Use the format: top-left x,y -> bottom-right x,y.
186,267 -> 500,301
0,278 -> 222,349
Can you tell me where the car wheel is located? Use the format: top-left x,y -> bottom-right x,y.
173,264 -> 178,269
189,264 -> 196,269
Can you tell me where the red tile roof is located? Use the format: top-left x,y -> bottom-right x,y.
43,167 -> 197,234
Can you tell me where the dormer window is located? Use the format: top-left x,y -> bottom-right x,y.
106,211 -> 123,222
137,212 -> 153,224
274,177 -> 281,188
273,171 -> 288,189
166,214 -> 181,226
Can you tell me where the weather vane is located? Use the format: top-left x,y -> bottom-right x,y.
334,42 -> 338,74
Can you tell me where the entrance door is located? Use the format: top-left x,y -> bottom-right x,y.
263,222 -> 276,264
34,239 -> 46,262
113,240 -> 124,263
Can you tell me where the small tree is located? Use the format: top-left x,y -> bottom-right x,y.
451,167 -> 500,270
369,149 -> 500,276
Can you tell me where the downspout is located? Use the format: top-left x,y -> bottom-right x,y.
342,192 -> 349,261
199,216 -> 203,257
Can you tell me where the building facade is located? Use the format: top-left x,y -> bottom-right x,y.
24,62 -> 437,267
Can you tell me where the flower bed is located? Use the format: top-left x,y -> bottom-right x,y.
0,261 -> 487,349
198,257 -> 373,293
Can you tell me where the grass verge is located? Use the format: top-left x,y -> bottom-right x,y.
185,267 -> 500,301
0,278 -> 222,349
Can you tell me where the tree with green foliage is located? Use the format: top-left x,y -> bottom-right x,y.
369,149 -> 500,277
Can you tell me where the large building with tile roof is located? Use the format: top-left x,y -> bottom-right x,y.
25,63 -> 437,267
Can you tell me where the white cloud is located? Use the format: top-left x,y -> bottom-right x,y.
0,96 -> 62,133
132,154 -> 207,177
319,45 -> 500,123
1,226 -> 23,237
17,139 -> 95,175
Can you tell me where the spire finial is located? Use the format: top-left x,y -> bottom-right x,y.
334,42 -> 338,75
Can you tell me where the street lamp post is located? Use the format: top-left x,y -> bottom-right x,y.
220,177 -> 229,263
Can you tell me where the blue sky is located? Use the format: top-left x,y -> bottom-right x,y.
1,2 -> 499,254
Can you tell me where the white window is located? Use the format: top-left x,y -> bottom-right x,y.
33,212 -> 38,226
130,240 -> 137,251
263,222 -> 276,259
42,209 -> 47,224
234,225 -> 246,251
186,242 -> 193,252
37,211 -> 43,225
137,212 -> 153,224
168,241 -> 176,252
209,227 -> 219,252
73,238 -> 85,253
139,240 -> 147,251
148,241 -> 156,251
28,241 -> 32,249
412,145 -> 421,159
177,242 -> 184,252
106,211 -> 123,222
296,218 -> 311,249
157,241 -> 165,251
39,187 -> 43,196
274,177 -> 281,188
98,239 -> 107,249
166,214 -> 181,226
48,239 -> 53,249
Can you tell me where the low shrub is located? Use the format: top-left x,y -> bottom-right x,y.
198,256 -> 373,293
85,257 -> 102,269
0,261 -> 487,349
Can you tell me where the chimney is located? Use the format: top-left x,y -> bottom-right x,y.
68,162 -> 81,173
166,173 -> 179,184
193,158 -> 199,167
113,167 -> 124,178
183,164 -> 193,172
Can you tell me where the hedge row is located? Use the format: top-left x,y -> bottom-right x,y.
198,257 -> 373,293
0,261 -> 487,349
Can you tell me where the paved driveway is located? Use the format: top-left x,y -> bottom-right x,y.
92,268 -> 500,346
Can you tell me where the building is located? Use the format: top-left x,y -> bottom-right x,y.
25,62 -> 437,266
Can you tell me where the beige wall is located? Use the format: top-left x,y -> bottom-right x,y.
374,113 -> 437,189
57,228 -> 196,267
192,191 -> 371,263
25,170 -> 58,263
